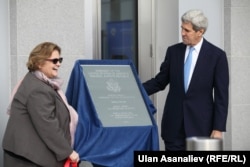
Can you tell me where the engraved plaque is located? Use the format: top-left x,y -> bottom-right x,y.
81,65 -> 152,127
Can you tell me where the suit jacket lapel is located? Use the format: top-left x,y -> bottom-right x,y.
188,39 -> 209,91
179,44 -> 187,92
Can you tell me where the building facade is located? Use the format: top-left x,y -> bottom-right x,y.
1,0 -> 250,164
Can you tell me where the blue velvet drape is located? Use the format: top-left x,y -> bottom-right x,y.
66,60 -> 159,167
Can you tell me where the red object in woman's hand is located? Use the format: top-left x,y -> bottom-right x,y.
64,158 -> 78,167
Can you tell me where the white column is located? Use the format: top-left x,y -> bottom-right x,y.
0,0 -> 10,163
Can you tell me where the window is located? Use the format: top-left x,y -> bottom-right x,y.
101,0 -> 138,68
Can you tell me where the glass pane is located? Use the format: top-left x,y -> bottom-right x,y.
101,0 -> 138,68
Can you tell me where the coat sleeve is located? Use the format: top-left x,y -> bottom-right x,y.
213,50 -> 229,131
143,49 -> 170,95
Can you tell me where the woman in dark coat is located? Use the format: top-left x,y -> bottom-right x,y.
2,42 -> 79,167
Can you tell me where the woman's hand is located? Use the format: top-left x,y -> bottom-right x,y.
69,150 -> 80,163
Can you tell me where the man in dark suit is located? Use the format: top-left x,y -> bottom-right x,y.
143,9 -> 229,151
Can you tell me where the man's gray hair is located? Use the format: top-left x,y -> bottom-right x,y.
181,9 -> 208,34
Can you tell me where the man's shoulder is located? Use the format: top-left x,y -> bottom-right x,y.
168,42 -> 186,50
203,39 -> 225,53
170,42 -> 185,47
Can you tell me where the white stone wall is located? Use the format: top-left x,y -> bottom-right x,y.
10,0 -> 87,91
225,0 -> 250,150
0,0 -> 10,164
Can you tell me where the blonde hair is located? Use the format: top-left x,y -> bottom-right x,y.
26,42 -> 61,71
